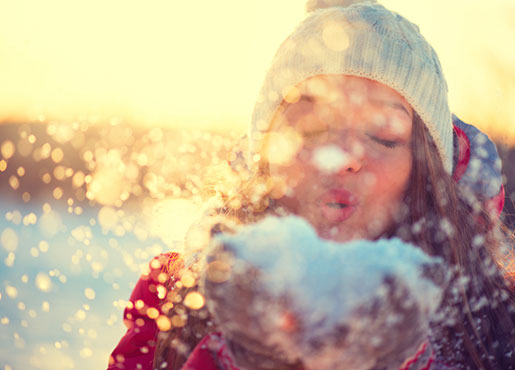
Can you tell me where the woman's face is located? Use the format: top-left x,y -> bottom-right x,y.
264,75 -> 413,242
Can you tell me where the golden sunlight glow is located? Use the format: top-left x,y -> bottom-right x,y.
0,0 -> 304,131
0,0 -> 513,139
262,129 -> 303,166
148,198 -> 202,248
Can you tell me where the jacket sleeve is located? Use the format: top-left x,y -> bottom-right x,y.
107,252 -> 183,370
180,333 -> 230,370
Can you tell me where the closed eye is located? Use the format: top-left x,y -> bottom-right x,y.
367,134 -> 400,148
302,129 -> 326,138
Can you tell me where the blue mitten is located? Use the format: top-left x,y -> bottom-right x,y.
202,216 -> 447,370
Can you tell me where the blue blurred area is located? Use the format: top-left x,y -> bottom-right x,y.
0,199 -> 166,369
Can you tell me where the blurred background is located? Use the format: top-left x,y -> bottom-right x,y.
0,0 -> 514,369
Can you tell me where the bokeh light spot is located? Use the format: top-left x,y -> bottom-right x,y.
51,148 -> 64,163
75,310 -> 86,321
171,315 -> 187,328
1,228 -> 19,252
8,176 -> 20,190
156,315 -> 172,331
79,347 -> 92,358
42,301 -> 50,312
322,20 -> 350,51
146,307 -> 159,319
4,252 -> 15,267
282,86 -> 301,104
53,187 -> 64,200
22,192 -> 31,202
6,285 -> 18,299
180,272 -> 196,288
84,288 -> 96,300
35,272 -> 52,292
39,241 -> 49,252
1,140 -> 15,159
262,128 -> 303,166
183,292 -> 205,310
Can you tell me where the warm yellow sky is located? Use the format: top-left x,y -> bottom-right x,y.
0,0 -> 514,138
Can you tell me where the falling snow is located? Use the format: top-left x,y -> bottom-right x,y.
0,117 -> 514,369
0,121 -> 239,369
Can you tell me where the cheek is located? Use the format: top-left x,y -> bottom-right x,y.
360,153 -> 411,237
270,145 -> 323,179
366,150 -> 412,199
269,160 -> 310,191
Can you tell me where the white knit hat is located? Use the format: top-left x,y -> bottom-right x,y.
249,0 -> 453,173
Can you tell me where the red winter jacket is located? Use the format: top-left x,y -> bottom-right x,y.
107,253 -> 183,370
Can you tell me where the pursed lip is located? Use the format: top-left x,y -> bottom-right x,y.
317,189 -> 358,223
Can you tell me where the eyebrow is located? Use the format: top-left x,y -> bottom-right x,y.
298,94 -> 316,103
281,94 -> 316,114
370,98 -> 412,118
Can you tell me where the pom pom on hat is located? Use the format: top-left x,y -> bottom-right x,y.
306,0 -> 377,13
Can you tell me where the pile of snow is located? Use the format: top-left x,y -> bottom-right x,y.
204,215 -> 445,370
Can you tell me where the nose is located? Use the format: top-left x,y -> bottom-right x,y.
337,135 -> 364,174
339,154 -> 362,173
337,154 -> 362,174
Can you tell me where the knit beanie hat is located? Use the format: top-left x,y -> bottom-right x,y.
249,0 -> 453,173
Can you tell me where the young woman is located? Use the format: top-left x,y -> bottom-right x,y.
108,1 -> 515,369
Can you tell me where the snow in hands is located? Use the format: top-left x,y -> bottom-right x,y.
204,215 -> 446,370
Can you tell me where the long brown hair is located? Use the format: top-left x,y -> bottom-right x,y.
154,115 -> 515,369
395,114 -> 515,369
